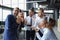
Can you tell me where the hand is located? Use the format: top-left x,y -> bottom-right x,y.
16,16 -> 21,24
31,26 -> 36,30
16,19 -> 21,24
35,28 -> 39,32
31,26 -> 39,32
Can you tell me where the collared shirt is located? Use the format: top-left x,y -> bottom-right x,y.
25,16 -> 35,30
40,28 -> 58,40
33,16 -> 45,28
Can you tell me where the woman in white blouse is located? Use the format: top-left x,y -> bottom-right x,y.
38,18 -> 58,40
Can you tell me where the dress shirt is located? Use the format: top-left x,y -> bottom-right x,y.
25,16 -> 35,30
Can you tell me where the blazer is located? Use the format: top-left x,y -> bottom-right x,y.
3,14 -> 18,40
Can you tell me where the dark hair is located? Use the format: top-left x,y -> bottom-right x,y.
38,8 -> 44,12
13,7 -> 19,10
19,9 -> 22,12
29,7 -> 34,12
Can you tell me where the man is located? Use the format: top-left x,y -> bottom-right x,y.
3,7 -> 21,40
25,8 -> 35,40
13,7 -> 19,17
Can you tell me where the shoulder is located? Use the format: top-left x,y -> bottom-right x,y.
6,14 -> 16,21
7,14 -> 14,17
44,28 -> 51,35
7,14 -> 14,19
25,16 -> 29,19
35,16 -> 39,19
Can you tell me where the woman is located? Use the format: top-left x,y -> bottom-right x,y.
17,12 -> 24,32
38,18 -> 58,40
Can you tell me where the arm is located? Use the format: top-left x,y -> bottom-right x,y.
31,19 -> 37,31
7,15 -> 17,29
40,31 -> 48,40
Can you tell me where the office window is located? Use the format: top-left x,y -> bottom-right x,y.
19,4 -> 26,10
12,4 -> 19,8
0,0 -> 2,5
33,3 -> 38,8
3,9 -> 11,21
12,0 -> 18,4
23,12 -> 27,18
3,0 -> 11,7
12,0 -> 18,8
19,0 -> 25,3
45,14 -> 53,18
19,0 -> 26,10
0,8 -> 2,21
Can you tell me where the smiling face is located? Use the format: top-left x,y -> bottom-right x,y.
29,9 -> 34,17
37,8 -> 44,17
13,7 -> 19,17
38,10 -> 43,17
17,12 -> 23,19
16,12 -> 23,22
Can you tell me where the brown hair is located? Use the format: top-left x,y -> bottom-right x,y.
46,18 -> 56,29
13,7 -> 19,10
29,7 -> 34,12
38,8 -> 44,12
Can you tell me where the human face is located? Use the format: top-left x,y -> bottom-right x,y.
16,12 -> 23,23
38,20 -> 46,28
29,10 -> 34,17
38,10 -> 44,17
13,8 -> 19,16
17,12 -> 23,19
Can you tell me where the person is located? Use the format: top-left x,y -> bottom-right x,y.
3,7 -> 21,40
16,11 -> 25,40
17,12 -> 24,32
25,8 -> 35,40
38,18 -> 58,40
13,7 -> 20,17
32,8 -> 47,40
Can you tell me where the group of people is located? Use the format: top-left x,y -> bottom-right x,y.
3,7 -> 58,40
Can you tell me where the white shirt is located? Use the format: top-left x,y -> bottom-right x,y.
40,28 -> 58,40
25,16 -> 35,30
33,16 -> 45,28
